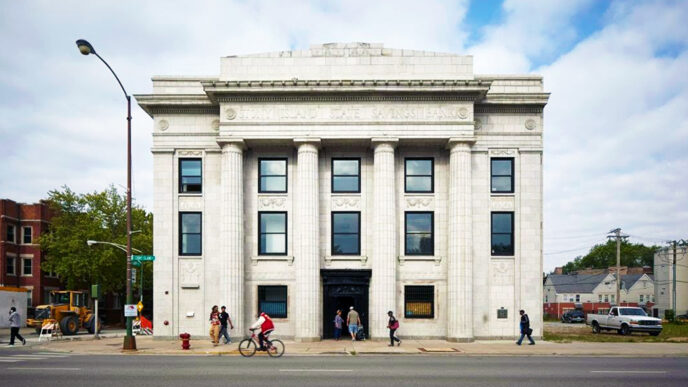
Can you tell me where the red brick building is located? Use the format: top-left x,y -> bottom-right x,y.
0,199 -> 61,308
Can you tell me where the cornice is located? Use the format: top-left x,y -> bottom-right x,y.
135,94 -> 218,117
474,104 -> 544,114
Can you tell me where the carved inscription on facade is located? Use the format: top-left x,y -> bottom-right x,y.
492,261 -> 514,285
180,261 -> 201,288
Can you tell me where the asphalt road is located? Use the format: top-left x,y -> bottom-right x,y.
1,348 -> 686,387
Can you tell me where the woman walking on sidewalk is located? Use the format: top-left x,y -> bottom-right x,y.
209,305 -> 221,346
387,311 -> 401,347
333,310 -> 344,341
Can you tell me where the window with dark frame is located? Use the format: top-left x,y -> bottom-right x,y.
259,212 -> 287,255
179,212 -> 202,256
404,158 -> 434,193
259,158 -> 287,193
7,225 -> 15,243
331,212 -> 360,255
258,285 -> 287,318
22,258 -> 32,276
6,256 -> 16,275
491,212 -> 514,256
23,226 -> 32,244
179,158 -> 202,193
491,158 -> 514,193
405,212 -> 434,255
331,158 -> 360,193
404,285 -> 434,318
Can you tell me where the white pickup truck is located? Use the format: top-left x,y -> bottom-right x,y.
586,306 -> 662,336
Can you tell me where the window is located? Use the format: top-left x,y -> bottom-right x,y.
640,294 -> 644,303
23,226 -> 32,244
259,158 -> 287,193
179,212 -> 202,255
258,285 -> 287,318
331,212 -> 360,255
331,158 -> 360,193
259,212 -> 287,255
22,258 -> 32,276
545,295 -> 548,302
404,158 -> 433,193
405,212 -> 434,255
404,285 -> 434,318
604,294 -> 609,302
598,294 -> 602,302
611,295 -> 615,304
7,225 -> 15,243
491,158 -> 514,193
6,256 -> 16,276
179,158 -> 202,193
491,212 -> 514,256
575,294 -> 580,302
25,288 -> 32,307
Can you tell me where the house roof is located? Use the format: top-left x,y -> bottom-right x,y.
546,273 -> 654,294
621,274 -> 653,291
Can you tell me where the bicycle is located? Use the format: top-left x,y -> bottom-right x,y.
239,329 -> 285,358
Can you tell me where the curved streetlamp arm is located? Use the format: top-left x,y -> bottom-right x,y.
92,52 -> 129,99
87,240 -> 142,254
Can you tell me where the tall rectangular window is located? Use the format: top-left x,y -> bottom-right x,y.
23,226 -> 32,244
179,158 -> 202,193
405,212 -> 434,255
258,285 -> 287,318
6,256 -> 16,275
259,212 -> 287,255
491,212 -> 514,256
22,258 -> 32,276
404,158 -> 433,193
179,212 -> 202,255
404,285 -> 434,318
331,158 -> 360,193
7,225 -> 15,243
491,158 -> 514,193
259,158 -> 287,193
331,212 -> 360,255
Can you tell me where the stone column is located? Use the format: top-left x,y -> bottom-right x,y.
447,138 -> 474,342
370,138 -> 398,339
219,138 -> 245,337
294,139 -> 320,341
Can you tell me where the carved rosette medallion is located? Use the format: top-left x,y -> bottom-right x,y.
259,197 -> 286,209
458,107 -> 469,119
211,119 -> 220,131
225,107 -> 237,120
158,120 -> 169,131
474,118 -> 482,130
525,118 -> 537,130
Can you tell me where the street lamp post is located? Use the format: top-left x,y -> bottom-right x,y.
77,39 -> 136,350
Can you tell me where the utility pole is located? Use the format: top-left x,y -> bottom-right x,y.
672,241 -> 677,314
608,228 -> 627,306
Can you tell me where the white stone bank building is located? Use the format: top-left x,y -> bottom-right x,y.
136,43 -> 548,341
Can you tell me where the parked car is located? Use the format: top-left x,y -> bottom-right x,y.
586,306 -> 662,336
561,310 -> 585,323
676,314 -> 688,322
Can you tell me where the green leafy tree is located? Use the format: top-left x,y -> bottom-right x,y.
561,240 -> 660,274
38,186 -> 152,294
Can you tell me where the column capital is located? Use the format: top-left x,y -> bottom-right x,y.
293,138 -> 321,149
371,137 -> 399,150
217,137 -> 245,150
447,137 -> 476,151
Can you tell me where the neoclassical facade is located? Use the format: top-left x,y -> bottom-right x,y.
137,43 -> 548,341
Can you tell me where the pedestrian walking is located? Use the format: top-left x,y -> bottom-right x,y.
209,305 -> 221,346
387,311 -> 401,346
346,306 -> 361,341
218,305 -> 234,344
516,309 -> 535,345
333,309 -> 344,341
8,307 -> 26,347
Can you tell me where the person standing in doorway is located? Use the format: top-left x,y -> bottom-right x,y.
516,309 -> 535,345
346,306 -> 361,341
209,305 -> 221,346
8,307 -> 26,346
333,309 -> 344,341
219,305 -> 234,344
387,311 -> 401,346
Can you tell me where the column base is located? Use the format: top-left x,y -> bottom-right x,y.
294,336 -> 321,343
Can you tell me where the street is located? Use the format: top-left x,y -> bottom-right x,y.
0,348 -> 686,387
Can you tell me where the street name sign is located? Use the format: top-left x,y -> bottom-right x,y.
132,255 -> 155,262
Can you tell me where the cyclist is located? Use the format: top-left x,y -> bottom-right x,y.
250,311 -> 275,351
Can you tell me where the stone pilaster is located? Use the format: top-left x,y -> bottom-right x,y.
219,138 -> 245,337
294,139 -> 321,341
370,138 -> 398,339
447,138 -> 474,342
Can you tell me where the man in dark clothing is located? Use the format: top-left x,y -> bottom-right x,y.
218,306 -> 234,344
516,309 -> 535,345
8,307 -> 26,346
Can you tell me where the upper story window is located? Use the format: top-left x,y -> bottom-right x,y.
259,212 -> 287,255
491,212 -> 514,256
405,212 -> 434,255
22,258 -> 33,276
331,212 -> 360,255
491,158 -> 514,193
331,158 -> 360,193
179,158 -> 202,193
22,226 -> 32,244
404,158 -> 433,193
179,212 -> 202,256
259,158 -> 287,193
6,256 -> 16,276
7,225 -> 16,243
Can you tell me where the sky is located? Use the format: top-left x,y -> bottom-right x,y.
1,0 -> 686,272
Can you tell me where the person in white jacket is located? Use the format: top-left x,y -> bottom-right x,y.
8,307 -> 26,346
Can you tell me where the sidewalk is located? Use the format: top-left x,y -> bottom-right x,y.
24,335 -> 688,357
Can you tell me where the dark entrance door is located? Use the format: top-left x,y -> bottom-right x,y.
321,269 -> 371,339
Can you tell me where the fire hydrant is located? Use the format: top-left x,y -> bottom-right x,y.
179,333 -> 191,350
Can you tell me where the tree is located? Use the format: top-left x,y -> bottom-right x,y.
38,186 -> 153,293
561,240 -> 660,274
